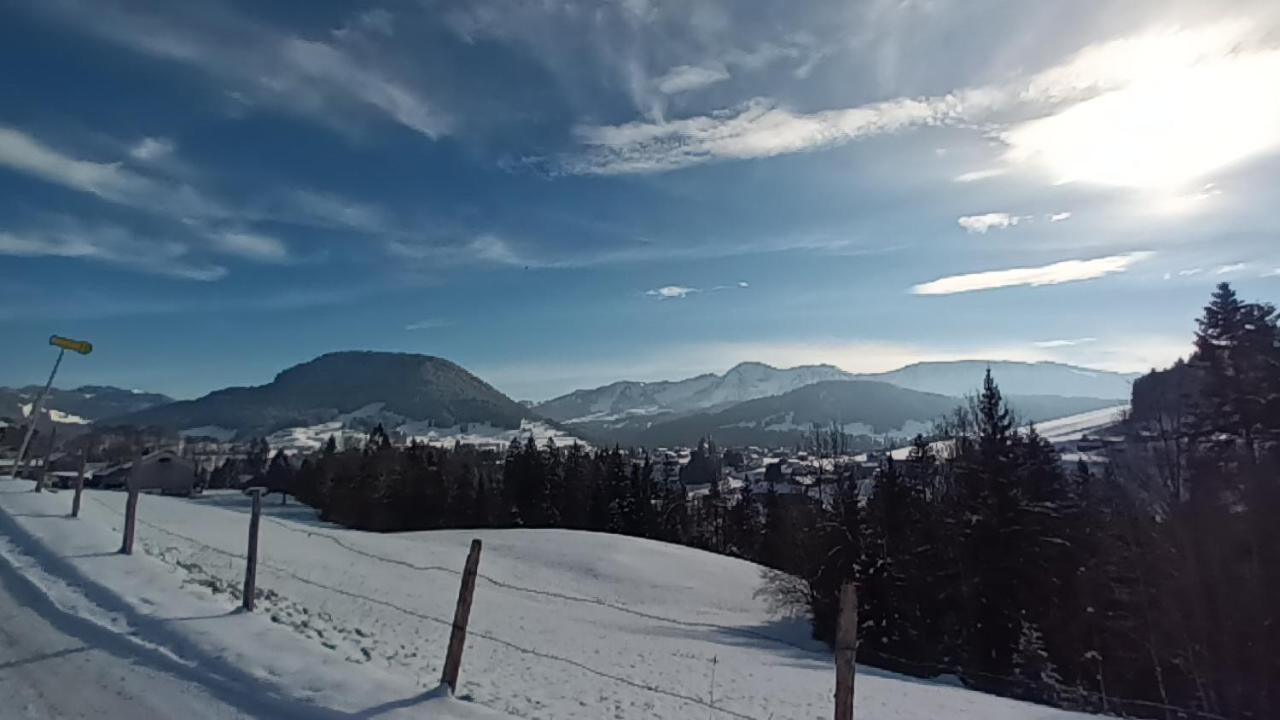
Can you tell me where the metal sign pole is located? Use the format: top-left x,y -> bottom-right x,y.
13,348 -> 64,482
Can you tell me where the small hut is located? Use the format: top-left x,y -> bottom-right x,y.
128,449 -> 197,496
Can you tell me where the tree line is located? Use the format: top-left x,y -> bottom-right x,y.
215,282 -> 1276,719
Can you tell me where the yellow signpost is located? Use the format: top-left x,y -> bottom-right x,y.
13,335 -> 94,489
49,335 -> 93,355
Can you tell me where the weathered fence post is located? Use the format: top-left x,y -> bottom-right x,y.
71,452 -> 86,517
120,488 -> 139,555
441,538 -> 482,694
242,488 -> 262,611
34,426 -> 56,493
834,581 -> 858,720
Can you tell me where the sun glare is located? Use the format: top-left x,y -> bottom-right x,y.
1003,32 -> 1280,192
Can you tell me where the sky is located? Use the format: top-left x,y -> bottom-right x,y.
1,0 -> 1279,401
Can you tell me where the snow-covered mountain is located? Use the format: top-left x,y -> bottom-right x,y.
534,361 -> 852,422
0,385 -> 172,428
609,380 -> 1121,449
862,360 -> 1139,400
110,352 -> 539,441
536,359 -> 1137,425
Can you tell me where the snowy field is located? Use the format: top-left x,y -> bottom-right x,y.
0,479 -> 1097,720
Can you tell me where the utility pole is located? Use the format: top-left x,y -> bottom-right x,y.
12,336 -> 91,484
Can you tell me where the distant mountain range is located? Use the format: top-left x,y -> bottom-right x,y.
110,352 -> 533,439
534,360 -> 1137,424
0,385 -> 173,428
533,361 -> 852,423
576,380 -> 1122,449
3,354 -> 1135,450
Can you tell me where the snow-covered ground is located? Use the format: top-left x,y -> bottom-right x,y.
853,405 -> 1128,463
255,416 -> 585,453
1034,405 -> 1127,444
0,479 -> 1098,720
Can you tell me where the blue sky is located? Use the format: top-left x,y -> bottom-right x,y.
2,0 -> 1279,401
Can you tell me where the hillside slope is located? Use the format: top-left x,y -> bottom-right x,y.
111,352 -> 533,438
0,385 -> 172,426
0,481 -> 1099,720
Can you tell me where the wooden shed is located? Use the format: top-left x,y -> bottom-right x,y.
128,449 -> 197,496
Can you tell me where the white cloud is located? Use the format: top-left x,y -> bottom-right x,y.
1264,268 -> 1280,277
957,213 -> 1024,234
128,136 -> 175,162
646,285 -> 698,299
1178,268 -> 1204,277
211,231 -> 289,262
912,251 -> 1153,295
0,125 -> 224,218
655,64 -> 730,94
1215,262 -> 1247,274
0,226 -> 226,281
1033,337 -> 1096,348
285,189 -> 390,233
1048,212 -> 1072,222
566,94 -> 951,174
954,168 -> 1005,183
563,19 -> 1280,181
387,233 -> 538,267
405,318 -> 451,331
738,281 -> 749,288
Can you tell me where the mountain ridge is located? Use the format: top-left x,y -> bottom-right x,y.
108,351 -> 535,438
576,379 -> 1123,448
535,359 -> 1137,423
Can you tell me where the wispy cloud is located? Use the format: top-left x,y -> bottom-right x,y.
1178,268 -> 1204,277
655,64 -> 730,94
128,136 -> 175,162
1048,212 -> 1072,222
1215,262 -> 1247,274
562,20 -> 1280,179
565,95 -> 950,175
0,125 -> 224,219
645,281 -> 751,299
954,168 -> 1005,183
405,318 -> 452,331
912,251 -> 1153,295
1033,337 -> 1097,348
283,189 -> 391,234
210,231 -> 289,262
957,213 -> 1024,234
0,225 -> 226,281
37,1 -> 448,139
646,285 -> 698,299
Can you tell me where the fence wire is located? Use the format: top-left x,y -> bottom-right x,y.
84,493 -> 764,720
83,491 -> 1231,720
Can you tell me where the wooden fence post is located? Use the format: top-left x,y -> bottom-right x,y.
34,425 -> 57,493
834,581 -> 858,720
441,538 -> 482,694
71,452 -> 86,518
242,488 -> 262,611
120,488 -> 139,555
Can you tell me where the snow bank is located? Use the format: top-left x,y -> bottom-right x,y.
0,479 -> 1098,720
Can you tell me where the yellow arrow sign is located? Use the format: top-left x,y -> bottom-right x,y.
49,335 -> 93,355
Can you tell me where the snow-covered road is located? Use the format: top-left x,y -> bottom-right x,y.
0,539 -> 255,720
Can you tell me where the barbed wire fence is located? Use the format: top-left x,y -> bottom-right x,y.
80,490 -> 1230,720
